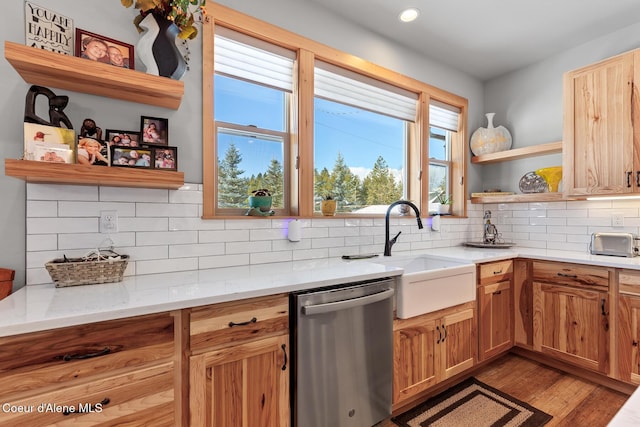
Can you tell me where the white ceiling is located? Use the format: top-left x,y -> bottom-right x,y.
303,0 -> 640,81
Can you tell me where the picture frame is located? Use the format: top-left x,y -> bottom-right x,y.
151,146 -> 178,171
77,136 -> 109,166
75,28 -> 134,70
110,146 -> 153,168
24,123 -> 75,163
105,129 -> 142,147
140,116 -> 169,146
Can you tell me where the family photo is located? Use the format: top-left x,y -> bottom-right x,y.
75,28 -> 133,69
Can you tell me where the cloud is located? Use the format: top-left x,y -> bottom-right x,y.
349,167 -> 403,183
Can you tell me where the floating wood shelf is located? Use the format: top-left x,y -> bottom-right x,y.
5,159 -> 185,190
471,141 -> 563,164
470,192 -> 565,204
4,41 -> 184,109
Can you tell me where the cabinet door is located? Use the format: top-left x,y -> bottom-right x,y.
618,294 -> 640,384
190,334 -> 289,427
533,282 -> 609,373
479,280 -> 513,360
392,314 -> 438,404
563,51 -> 635,196
440,307 -> 476,379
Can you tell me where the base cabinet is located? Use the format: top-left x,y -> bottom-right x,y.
187,294 -> 290,427
618,270 -> 640,385
189,335 -> 289,426
477,260 -> 514,360
393,302 -> 475,406
532,262 -> 611,373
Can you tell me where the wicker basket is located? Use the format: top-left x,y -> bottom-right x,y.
45,255 -> 129,288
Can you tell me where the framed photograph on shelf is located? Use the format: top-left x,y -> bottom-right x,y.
105,129 -> 142,147
24,123 -> 75,163
75,28 -> 134,69
25,2 -> 74,55
111,146 -> 152,168
77,136 -> 109,166
140,116 -> 168,145
152,146 -> 178,171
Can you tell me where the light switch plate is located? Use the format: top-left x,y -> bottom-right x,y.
612,213 -> 624,228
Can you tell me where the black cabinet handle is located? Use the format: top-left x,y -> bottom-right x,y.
228,317 -> 257,327
281,344 -> 287,371
493,290 -> 502,295
601,299 -> 608,316
557,272 -> 578,279
636,171 -> 640,187
633,340 -> 638,347
63,398 -> 110,416
627,171 -> 632,188
493,269 -> 503,275
61,347 -> 111,362
436,325 -> 441,343
442,325 -> 447,342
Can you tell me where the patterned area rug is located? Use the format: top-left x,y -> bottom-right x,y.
392,377 -> 552,427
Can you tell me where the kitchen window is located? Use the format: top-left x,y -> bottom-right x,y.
202,4 -> 468,218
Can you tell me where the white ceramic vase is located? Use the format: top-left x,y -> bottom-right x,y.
469,113 -> 512,156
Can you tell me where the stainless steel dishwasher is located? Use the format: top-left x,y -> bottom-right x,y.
290,277 -> 394,427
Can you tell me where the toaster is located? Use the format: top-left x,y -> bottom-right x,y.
590,232 -> 639,257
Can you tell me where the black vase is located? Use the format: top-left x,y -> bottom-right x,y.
136,13 -> 187,80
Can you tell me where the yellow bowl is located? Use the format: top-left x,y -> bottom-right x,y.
535,166 -> 563,192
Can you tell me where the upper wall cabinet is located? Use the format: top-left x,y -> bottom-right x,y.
563,50 -> 638,197
4,41 -> 184,109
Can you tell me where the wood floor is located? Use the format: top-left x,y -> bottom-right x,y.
380,352 -> 630,427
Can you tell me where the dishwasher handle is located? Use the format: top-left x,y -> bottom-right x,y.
301,288 -> 394,316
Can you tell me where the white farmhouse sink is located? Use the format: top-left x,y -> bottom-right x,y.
375,255 -> 476,319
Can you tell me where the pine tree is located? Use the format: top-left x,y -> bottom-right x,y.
217,143 -> 249,207
262,158 -> 284,207
331,152 -> 362,211
362,156 -> 402,204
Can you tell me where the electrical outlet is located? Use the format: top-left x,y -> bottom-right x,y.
612,213 -> 624,228
100,210 -> 118,234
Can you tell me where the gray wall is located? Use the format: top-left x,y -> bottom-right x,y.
0,0 -> 483,288
481,20 -> 640,193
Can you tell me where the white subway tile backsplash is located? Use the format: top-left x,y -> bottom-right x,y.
26,181 -> 640,285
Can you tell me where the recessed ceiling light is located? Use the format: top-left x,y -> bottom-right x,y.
399,8 -> 420,23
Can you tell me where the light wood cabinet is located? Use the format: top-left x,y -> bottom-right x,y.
393,301 -> 475,406
0,312 -> 177,426
618,270 -> 640,385
478,260 -> 513,361
188,294 -> 290,427
532,261 -> 611,373
563,49 -> 639,197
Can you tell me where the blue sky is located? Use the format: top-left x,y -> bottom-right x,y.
214,75 -> 445,180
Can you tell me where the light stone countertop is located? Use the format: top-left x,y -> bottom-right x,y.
3,245 -> 640,338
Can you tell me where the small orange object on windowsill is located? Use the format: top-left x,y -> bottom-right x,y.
0,268 -> 14,301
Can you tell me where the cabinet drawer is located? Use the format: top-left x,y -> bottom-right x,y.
0,362 -> 175,426
532,261 -> 610,289
0,312 -> 174,396
478,260 -> 513,285
619,269 -> 640,296
190,294 -> 288,354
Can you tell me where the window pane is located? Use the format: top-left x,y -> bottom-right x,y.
217,128 -> 285,209
214,74 -> 287,132
314,98 -> 406,214
429,127 -> 448,161
429,163 -> 449,203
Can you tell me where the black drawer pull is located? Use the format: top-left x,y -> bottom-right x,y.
436,325 -> 441,343
636,171 -> 640,187
281,344 -> 288,371
63,398 -> 110,416
601,299 -> 608,316
442,325 -> 447,342
557,272 -> 578,279
62,347 -> 111,362
493,269 -> 503,275
493,290 -> 502,295
228,317 -> 257,327
627,171 -> 632,188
